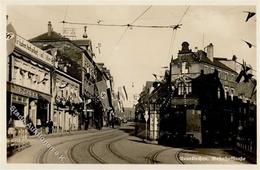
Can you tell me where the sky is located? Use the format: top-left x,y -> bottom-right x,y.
7,5 -> 256,106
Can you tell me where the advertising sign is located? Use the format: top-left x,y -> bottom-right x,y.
15,35 -> 54,66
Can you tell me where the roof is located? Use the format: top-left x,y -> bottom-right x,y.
171,50 -> 237,73
72,39 -> 92,47
30,31 -> 68,42
29,30 -> 104,79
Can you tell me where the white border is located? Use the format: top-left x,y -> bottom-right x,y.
1,0 -> 259,170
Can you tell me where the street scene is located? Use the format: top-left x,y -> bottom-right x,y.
6,4 -> 256,165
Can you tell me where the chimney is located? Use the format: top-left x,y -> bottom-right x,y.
48,21 -> 52,36
232,55 -> 237,61
206,43 -> 214,61
83,26 -> 88,38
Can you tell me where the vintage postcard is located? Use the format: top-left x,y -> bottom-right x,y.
2,0 -> 259,170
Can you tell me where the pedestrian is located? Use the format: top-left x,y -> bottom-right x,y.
36,119 -> 42,132
48,120 -> 53,134
46,121 -> 49,134
85,119 -> 89,130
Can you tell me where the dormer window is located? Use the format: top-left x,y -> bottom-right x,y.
181,62 -> 189,74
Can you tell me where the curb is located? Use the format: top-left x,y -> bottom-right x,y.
28,127 -> 111,139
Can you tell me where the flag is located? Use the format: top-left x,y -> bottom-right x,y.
243,11 -> 256,22
242,40 -> 255,48
236,61 -> 253,83
6,23 -> 16,56
123,86 -> 128,100
95,80 -> 110,109
118,86 -> 128,101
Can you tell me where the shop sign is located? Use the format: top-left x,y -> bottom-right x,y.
15,35 -> 53,66
8,83 -> 38,99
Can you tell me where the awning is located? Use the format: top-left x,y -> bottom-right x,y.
38,93 -> 52,103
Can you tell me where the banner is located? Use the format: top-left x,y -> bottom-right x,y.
95,80 -> 110,110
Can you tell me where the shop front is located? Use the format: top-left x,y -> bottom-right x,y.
52,72 -> 82,133
7,82 -> 51,133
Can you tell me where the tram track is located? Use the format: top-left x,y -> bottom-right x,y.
145,148 -> 184,164
106,134 -> 139,163
35,129 -> 116,163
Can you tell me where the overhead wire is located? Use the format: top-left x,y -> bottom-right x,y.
130,5 -> 152,25
168,6 -> 190,57
62,6 -> 69,32
61,21 -> 178,29
112,5 -> 153,51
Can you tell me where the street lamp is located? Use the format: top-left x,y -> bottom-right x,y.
144,110 -> 149,141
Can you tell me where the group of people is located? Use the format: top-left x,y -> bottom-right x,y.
36,119 -> 53,134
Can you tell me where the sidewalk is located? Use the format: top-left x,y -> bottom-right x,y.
7,127 -> 112,163
28,127 -> 110,139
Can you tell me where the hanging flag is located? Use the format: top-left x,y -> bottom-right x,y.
242,40 -> 256,48
95,80 -> 110,109
236,60 -> 253,83
106,80 -> 111,89
6,23 -> 16,56
123,85 -> 128,100
118,86 -> 128,101
243,11 -> 256,22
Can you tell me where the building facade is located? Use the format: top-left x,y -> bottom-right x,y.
7,34 -> 54,131
29,21 -> 116,130
135,41 -> 256,160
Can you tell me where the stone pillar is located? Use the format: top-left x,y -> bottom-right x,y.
29,100 -> 37,126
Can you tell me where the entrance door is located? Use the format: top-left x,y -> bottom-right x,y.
37,101 -> 48,128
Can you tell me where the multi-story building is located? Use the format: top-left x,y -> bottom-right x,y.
171,42 -> 238,99
7,33 -> 54,131
135,41 -> 256,156
29,21 -> 115,130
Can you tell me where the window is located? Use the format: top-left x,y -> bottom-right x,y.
178,82 -> 192,95
218,70 -> 222,78
224,86 -> 228,99
178,83 -> 184,95
223,72 -> 228,80
217,88 -> 221,99
231,74 -> 235,82
181,62 -> 189,74
204,65 -> 208,74
230,88 -> 235,101
211,67 -> 214,73
186,83 -> 192,94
